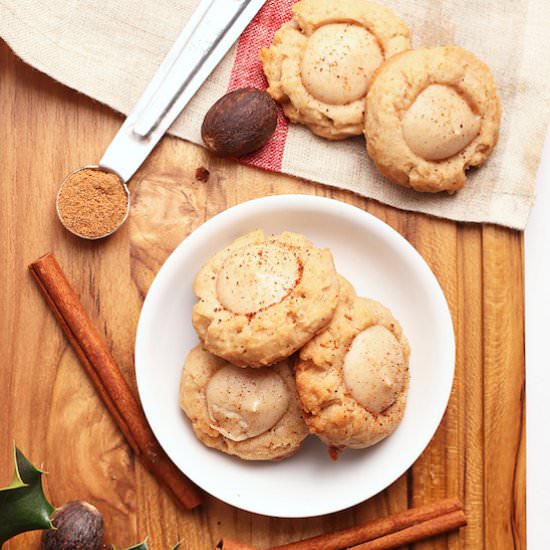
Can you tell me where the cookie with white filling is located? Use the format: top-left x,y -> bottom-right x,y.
260,0 -> 410,140
365,46 -> 501,192
192,230 -> 339,367
180,346 -> 309,460
296,277 -> 410,451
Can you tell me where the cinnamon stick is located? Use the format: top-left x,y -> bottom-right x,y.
29,252 -> 202,509
349,510 -> 467,549
216,540 -> 260,550
268,498 -> 464,550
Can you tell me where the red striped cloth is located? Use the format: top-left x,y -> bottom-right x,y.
227,0 -> 295,171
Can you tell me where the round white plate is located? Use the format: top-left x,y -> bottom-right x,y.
135,195 -> 455,518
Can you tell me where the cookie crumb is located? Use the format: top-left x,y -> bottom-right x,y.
195,166 -> 210,182
328,446 -> 343,461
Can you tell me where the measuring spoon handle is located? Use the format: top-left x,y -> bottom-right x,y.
100,0 -> 267,182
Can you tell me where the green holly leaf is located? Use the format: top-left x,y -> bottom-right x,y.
114,540 -> 181,550
0,445 -> 55,546
114,542 -> 149,550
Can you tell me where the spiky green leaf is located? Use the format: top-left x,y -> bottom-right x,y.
112,539 -> 149,550
113,539 -> 181,550
0,446 -> 55,546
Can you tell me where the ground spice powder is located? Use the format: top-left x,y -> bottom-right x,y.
57,168 -> 128,238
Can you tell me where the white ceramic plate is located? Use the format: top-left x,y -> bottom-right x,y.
135,195 -> 455,518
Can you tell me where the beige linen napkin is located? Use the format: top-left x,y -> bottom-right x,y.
1,0 -> 549,229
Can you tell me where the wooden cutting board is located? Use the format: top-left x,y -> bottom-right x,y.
0,42 -> 525,549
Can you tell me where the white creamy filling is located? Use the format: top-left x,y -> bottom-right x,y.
216,243 -> 299,314
402,84 -> 481,161
301,23 -> 383,105
343,326 -> 406,414
206,365 -> 289,441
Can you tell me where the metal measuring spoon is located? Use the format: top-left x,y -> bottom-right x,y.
56,0 -> 267,239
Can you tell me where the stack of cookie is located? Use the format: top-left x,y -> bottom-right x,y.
180,230 -> 410,461
260,0 -> 501,193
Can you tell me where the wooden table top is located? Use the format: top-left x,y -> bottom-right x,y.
0,42 -> 525,550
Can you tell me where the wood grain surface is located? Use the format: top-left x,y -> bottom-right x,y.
0,42 -> 525,549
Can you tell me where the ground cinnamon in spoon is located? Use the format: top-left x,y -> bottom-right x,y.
57,168 -> 128,238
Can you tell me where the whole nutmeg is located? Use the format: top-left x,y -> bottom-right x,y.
41,500 -> 104,550
201,87 -> 278,157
